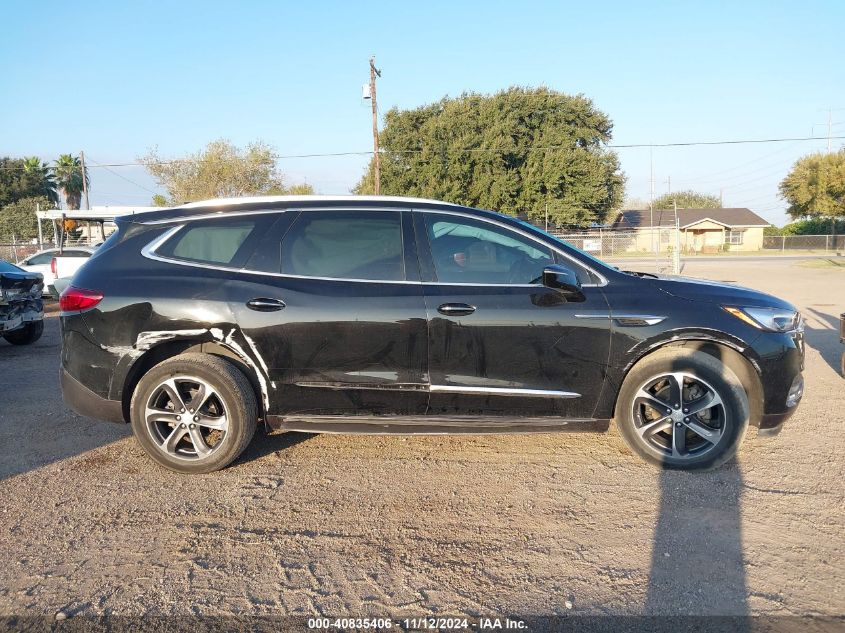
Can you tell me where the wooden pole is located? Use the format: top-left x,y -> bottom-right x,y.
369,57 -> 381,195
80,151 -> 90,211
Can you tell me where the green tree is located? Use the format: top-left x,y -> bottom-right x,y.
0,157 -> 53,208
779,151 -> 845,227
140,139 -> 314,205
354,87 -> 626,227
652,190 -> 721,209
781,217 -> 845,235
23,157 -> 59,205
52,154 -> 89,210
0,196 -> 54,242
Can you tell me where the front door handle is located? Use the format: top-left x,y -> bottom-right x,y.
438,303 -> 476,316
246,297 -> 286,312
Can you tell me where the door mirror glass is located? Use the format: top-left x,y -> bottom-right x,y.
542,265 -> 585,300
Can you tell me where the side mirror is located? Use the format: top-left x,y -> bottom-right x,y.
542,264 -> 585,301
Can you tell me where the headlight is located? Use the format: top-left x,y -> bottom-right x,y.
723,305 -> 801,332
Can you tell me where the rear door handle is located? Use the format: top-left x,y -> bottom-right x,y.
246,297 -> 286,312
437,303 -> 476,316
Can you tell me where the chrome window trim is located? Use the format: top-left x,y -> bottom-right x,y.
140,206 -> 610,288
430,385 -> 580,398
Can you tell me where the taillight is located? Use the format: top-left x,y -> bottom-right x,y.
50,257 -> 57,275
59,286 -> 103,312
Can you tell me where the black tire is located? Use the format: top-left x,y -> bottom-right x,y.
614,347 -> 749,471
2,320 -> 44,345
130,353 -> 258,474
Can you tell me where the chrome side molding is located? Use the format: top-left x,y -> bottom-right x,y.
575,313 -> 667,326
430,385 -> 580,398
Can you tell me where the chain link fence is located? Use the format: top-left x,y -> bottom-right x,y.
0,242 -> 42,264
1,234 -> 106,264
762,235 -> 845,251
550,230 -> 845,258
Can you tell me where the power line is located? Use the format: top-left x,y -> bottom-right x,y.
2,134 -> 843,172
87,156 -> 159,195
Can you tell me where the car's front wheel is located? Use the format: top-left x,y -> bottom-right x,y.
2,320 -> 44,345
615,348 -> 749,470
130,353 -> 258,474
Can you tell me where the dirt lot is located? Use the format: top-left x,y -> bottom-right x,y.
0,258 -> 842,620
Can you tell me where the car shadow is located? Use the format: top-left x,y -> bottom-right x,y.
645,460 -> 749,624
802,307 -> 842,375
644,345 -> 749,624
237,429 -> 316,465
0,318 -> 132,482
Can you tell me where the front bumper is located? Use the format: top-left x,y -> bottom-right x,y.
750,326 -> 805,437
758,409 -> 797,437
61,368 -> 125,423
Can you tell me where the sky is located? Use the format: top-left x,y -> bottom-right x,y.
2,0 -> 844,226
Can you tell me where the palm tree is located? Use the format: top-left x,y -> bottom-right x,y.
52,154 -> 89,210
23,157 -> 59,205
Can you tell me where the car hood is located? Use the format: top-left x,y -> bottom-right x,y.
648,274 -> 796,311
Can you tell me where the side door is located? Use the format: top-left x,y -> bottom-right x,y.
225,208 -> 430,418
415,210 -> 611,419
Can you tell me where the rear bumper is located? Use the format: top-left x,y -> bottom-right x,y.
1,304 -> 43,332
61,368 -> 124,423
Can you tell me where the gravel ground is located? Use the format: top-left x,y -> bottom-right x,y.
0,259 -> 842,620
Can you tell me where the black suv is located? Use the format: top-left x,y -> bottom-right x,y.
60,196 -> 805,473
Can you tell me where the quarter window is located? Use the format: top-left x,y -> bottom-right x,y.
423,214 -> 553,284
281,211 -> 404,281
157,216 -> 273,267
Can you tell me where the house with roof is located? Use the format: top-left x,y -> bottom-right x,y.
610,207 -> 771,253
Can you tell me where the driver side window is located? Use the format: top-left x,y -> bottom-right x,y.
423,213 -> 553,284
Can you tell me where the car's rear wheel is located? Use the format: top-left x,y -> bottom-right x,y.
2,320 -> 44,345
130,353 -> 257,474
615,348 -> 749,470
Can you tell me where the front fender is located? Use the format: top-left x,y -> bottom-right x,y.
593,327 -> 763,421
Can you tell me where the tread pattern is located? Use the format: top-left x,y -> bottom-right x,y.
614,347 -> 749,471
130,352 -> 258,474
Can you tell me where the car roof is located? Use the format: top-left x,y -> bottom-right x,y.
122,195 -> 490,225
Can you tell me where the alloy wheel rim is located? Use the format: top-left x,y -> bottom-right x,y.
631,371 -> 727,461
145,375 -> 229,461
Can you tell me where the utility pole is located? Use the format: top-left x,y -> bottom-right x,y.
80,150 -> 90,210
369,57 -> 382,195
827,107 -> 833,153
650,146 -> 657,271
665,175 -> 671,194
719,188 -> 724,207
673,199 -> 681,275
545,197 -> 549,232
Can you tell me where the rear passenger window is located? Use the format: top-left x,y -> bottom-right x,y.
282,211 -> 404,281
157,216 -> 274,267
